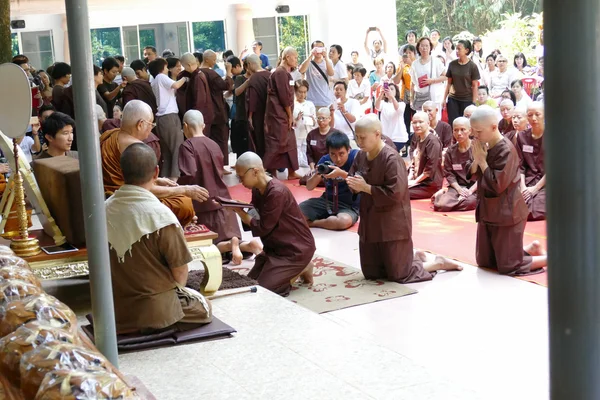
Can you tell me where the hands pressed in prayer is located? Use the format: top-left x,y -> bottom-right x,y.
185,185 -> 210,203
347,175 -> 370,193
156,177 -> 178,187
472,139 -> 487,167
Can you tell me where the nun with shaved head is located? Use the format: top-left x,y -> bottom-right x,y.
347,115 -> 462,284
178,52 -> 214,131
467,105 -> 547,275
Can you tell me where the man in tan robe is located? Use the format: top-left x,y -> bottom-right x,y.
100,100 -> 209,226
107,142 -> 211,334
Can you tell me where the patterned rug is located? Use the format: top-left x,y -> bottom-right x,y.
229,255 -> 418,314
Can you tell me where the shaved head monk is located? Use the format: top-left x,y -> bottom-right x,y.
264,47 -> 301,180
432,117 -> 477,212
347,115 -> 462,283
463,104 -> 477,119
177,53 -> 214,133
467,105 -> 547,275
200,49 -> 234,171
121,67 -> 157,114
229,152 -> 316,295
517,102 -> 546,221
423,100 -> 452,148
245,54 -> 271,158
178,110 -> 262,264
100,100 -> 209,226
506,105 -> 528,146
498,99 -> 515,134
305,108 -> 339,170
408,111 -> 443,199
107,143 -> 212,334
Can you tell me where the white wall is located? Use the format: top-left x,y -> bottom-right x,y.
9,14 -> 66,64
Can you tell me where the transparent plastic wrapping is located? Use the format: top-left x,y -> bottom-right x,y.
0,255 -> 31,271
0,322 -> 78,386
0,245 -> 15,257
34,370 -> 135,400
20,342 -> 111,400
0,266 -> 42,288
0,280 -> 43,308
0,293 -> 78,338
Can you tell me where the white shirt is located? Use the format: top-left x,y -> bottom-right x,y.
516,92 -> 533,108
409,57 -> 446,102
332,60 -> 347,82
347,79 -> 371,103
293,100 -> 316,140
490,69 -> 518,98
378,101 -> 407,143
333,98 -> 361,140
151,73 -> 179,116
19,136 -> 34,163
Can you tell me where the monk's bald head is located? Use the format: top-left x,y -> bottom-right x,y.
527,101 -> 545,130
180,52 -> 198,72
527,101 -> 544,113
121,143 -> 157,185
470,105 -> 498,125
464,105 -> 477,118
203,50 -> 217,66
246,54 -> 261,72
183,110 -> 205,127
122,100 -> 153,131
453,117 -> 471,143
470,106 -> 500,142
355,114 -> 382,134
354,115 -> 384,152
453,117 -> 470,129
121,67 -> 135,79
281,47 -> 299,68
235,152 -> 264,170
500,99 -> 515,109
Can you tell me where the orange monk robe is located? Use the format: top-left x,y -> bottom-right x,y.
100,128 -> 195,226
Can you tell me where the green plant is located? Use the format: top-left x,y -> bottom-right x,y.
278,16 -> 307,62
481,12 -> 543,65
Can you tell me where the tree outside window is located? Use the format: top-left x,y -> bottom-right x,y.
192,21 -> 225,52
11,33 -> 18,56
277,16 -> 308,62
90,28 -> 122,66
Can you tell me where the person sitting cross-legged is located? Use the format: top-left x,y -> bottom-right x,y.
106,143 -> 212,334
299,131 -> 360,231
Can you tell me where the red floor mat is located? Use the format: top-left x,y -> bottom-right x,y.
227,183 -> 548,287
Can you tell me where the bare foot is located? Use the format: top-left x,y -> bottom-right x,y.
436,256 -> 463,271
414,250 -> 428,262
524,240 -> 546,256
231,237 -> 243,265
287,171 -> 302,180
247,239 -> 263,255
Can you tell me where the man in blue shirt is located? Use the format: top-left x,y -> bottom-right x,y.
300,131 -> 359,230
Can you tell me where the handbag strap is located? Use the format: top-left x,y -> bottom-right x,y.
339,103 -> 355,135
428,58 -> 433,94
311,60 -> 329,83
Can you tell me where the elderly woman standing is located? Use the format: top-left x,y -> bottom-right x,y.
410,37 -> 446,118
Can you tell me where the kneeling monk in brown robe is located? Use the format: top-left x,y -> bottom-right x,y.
467,106 -> 547,275
408,112 -> 444,199
106,143 -> 212,334
230,152 -> 316,296
432,117 -> 477,212
100,100 -> 209,226
517,102 -> 546,221
347,115 -> 462,283
178,110 -> 262,264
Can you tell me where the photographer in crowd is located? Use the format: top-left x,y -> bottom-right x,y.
299,131 -> 359,230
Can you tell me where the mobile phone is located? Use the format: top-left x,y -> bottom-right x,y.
369,27 -> 377,31
383,81 -> 389,90
42,243 -> 79,255
30,116 -> 39,125
315,47 -> 325,54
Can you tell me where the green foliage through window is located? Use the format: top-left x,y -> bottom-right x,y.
192,21 -> 225,52
139,29 -> 156,56
90,28 -> 122,66
11,33 -> 18,56
277,16 -> 307,62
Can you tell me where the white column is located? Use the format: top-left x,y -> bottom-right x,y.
61,14 -> 70,63
232,4 -> 255,56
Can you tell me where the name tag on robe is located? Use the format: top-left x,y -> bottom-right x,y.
522,145 -> 534,153
289,80 -> 295,86
310,140 -> 317,146
452,164 -> 463,171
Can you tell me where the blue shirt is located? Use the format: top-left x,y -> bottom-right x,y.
318,149 -> 360,210
213,64 -> 225,77
260,54 -> 270,69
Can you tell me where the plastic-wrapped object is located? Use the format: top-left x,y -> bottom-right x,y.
0,322 -> 78,386
0,255 -> 31,270
0,265 -> 42,288
34,370 -> 135,400
20,342 -> 111,400
0,293 -> 78,338
0,245 -> 15,257
0,280 -> 43,308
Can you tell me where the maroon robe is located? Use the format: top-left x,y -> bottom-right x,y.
382,134 -> 397,150
350,144 -> 434,283
122,79 -> 158,115
263,67 -> 299,171
248,179 -> 316,295
433,142 -> 477,212
435,120 -> 453,148
306,128 -> 339,165
177,69 -> 214,133
101,118 -> 121,133
178,136 -> 241,244
144,133 -> 162,163
409,133 -> 443,199
504,129 -> 519,146
246,70 -> 271,158
516,128 -> 545,221
498,118 -> 514,135
466,137 -> 538,275
201,68 -> 233,165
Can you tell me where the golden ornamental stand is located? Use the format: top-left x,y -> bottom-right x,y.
9,138 -> 41,256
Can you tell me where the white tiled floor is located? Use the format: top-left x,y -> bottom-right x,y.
40,157 -> 549,399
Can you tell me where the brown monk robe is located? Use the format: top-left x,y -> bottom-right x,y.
121,72 -> 158,114
200,50 -> 233,166
433,117 -> 477,212
347,115 -> 462,283
504,105 -> 528,147
263,47 -> 301,179
177,53 -> 214,134
408,112 -> 444,200
101,100 -> 209,227
246,69 -> 271,159
422,101 -> 452,148
231,152 -> 316,296
498,99 -> 515,135
467,106 -> 546,275
178,111 -> 262,264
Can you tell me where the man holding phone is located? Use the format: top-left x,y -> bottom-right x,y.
299,40 -> 335,110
